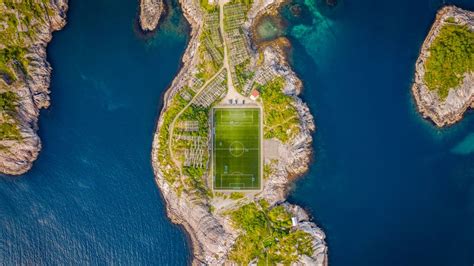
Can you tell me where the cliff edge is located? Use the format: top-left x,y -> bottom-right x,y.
0,0 -> 68,175
412,6 -> 474,127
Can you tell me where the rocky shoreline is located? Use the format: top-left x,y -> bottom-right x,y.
412,6 -> 474,127
0,1 -> 68,175
151,0 -> 327,264
139,0 -> 165,32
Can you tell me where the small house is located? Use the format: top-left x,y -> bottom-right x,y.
250,89 -> 260,101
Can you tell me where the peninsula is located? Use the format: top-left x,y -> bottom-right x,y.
0,0 -> 68,175
151,0 -> 327,264
412,6 -> 474,127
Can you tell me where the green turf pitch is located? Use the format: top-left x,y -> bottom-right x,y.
213,108 -> 261,190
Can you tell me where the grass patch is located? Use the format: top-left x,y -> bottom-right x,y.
196,43 -> 221,81
174,104 -> 212,196
424,23 -> 474,99
0,0 -> 58,80
179,105 -> 210,137
229,200 -> 314,264
1,0 -> 51,44
234,59 -> 254,92
0,0 -> 56,142
0,92 -> 20,140
183,166 -> 210,196
0,91 -> 18,113
230,192 -> 244,199
257,77 -> 300,143
157,94 -> 188,184
199,0 -> 218,12
0,122 -> 21,140
263,162 -> 274,180
0,46 -> 29,78
445,17 -> 455,24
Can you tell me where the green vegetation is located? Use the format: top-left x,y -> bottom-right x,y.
213,108 -> 261,190
257,78 -> 300,143
209,205 -> 216,213
445,17 -> 456,24
263,159 -> 278,179
234,59 -> 254,92
157,94 -> 188,184
0,0 -> 52,77
230,192 -> 244,199
0,0 -> 56,79
197,49 -> 220,81
183,166 -> 210,196
229,201 -> 314,264
228,0 -> 253,11
157,94 -> 212,197
0,46 -> 29,80
199,0 -> 218,12
0,92 -> 20,140
424,23 -> 474,99
0,122 -> 20,140
0,0 -> 59,142
197,11 -> 223,81
179,105 -> 210,137
176,105 -> 211,196
0,91 -> 18,113
2,0 -> 52,23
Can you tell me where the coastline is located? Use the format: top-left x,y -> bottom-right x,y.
0,1 -> 68,175
151,0 -> 327,264
411,6 -> 474,127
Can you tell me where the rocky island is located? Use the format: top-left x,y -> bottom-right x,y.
0,0 -> 68,175
151,0 -> 327,264
139,0 -> 164,32
412,6 -> 473,127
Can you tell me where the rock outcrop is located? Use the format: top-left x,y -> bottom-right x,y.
412,6 -> 474,127
151,0 -> 328,264
0,1 -> 68,175
139,0 -> 164,32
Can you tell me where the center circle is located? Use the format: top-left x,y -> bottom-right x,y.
229,141 -> 245,157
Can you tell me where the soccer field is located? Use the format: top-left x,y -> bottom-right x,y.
213,107 -> 261,190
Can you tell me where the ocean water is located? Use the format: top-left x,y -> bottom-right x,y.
1,0 -> 474,265
0,0 -> 191,264
284,0 -> 474,265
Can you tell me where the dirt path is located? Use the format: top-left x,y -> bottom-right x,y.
167,0 -> 249,177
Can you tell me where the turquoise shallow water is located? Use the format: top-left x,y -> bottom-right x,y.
284,0 -> 474,265
0,0 -> 473,265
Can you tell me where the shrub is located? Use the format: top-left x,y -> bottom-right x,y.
257,78 -> 300,142
424,24 -> 474,99
0,91 -> 18,113
229,192 -> 244,200
229,201 -> 314,264
0,122 -> 21,140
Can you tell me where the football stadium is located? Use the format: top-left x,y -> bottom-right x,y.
212,107 -> 262,190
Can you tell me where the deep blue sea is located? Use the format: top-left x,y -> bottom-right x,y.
1,0 -> 191,264
1,0 -> 473,265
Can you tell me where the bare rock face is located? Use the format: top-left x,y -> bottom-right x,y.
412,6 -> 474,127
0,0 -> 68,175
152,170 -> 236,264
139,0 -> 164,32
